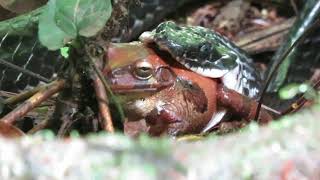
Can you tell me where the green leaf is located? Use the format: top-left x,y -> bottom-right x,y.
54,7 -> 78,37
55,0 -> 112,37
60,47 -> 70,58
77,0 -> 112,37
279,83 -> 316,100
39,0 -> 112,50
279,84 -> 300,100
54,0 -> 78,37
38,0 -> 73,50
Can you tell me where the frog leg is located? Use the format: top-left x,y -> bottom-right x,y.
200,67 -> 239,133
145,107 -> 184,136
201,108 -> 227,133
123,119 -> 148,138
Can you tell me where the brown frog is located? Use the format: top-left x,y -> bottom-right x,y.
105,42 -> 272,136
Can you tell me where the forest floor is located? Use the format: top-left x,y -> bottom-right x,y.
0,0 -> 319,179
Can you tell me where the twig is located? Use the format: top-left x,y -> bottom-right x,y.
87,53 -> 126,122
290,0 -> 299,15
57,114 -> 80,137
4,85 -> 44,105
0,90 -> 17,99
236,19 -> 295,48
0,121 -> 24,138
93,75 -> 114,133
255,18 -> 320,120
0,58 -> 51,83
1,79 -> 65,124
87,52 -> 118,132
239,30 -> 288,54
27,118 -> 49,134
235,18 -> 295,54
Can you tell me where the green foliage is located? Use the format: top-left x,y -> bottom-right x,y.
38,0 -> 72,50
38,0 -> 112,50
279,83 -> 317,100
60,47 -> 70,58
34,129 -> 56,140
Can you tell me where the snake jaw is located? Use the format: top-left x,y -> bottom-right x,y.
139,31 -> 155,44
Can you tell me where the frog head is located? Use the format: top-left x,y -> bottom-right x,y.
105,42 -> 177,104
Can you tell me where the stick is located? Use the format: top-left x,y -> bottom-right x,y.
0,58 -> 51,83
0,121 -> 24,138
1,79 -> 65,124
87,52 -> 116,132
4,85 -> 44,105
87,52 -> 126,122
235,18 -> 295,54
27,118 -> 49,134
93,75 -> 114,133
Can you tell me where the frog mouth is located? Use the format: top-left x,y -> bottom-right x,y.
110,81 -> 173,93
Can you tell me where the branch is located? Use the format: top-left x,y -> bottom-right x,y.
88,55 -> 126,120
0,58 -> 51,83
1,79 -> 65,124
93,75 -> 114,133
235,18 -> 295,54
4,85 -> 44,105
0,121 -> 24,138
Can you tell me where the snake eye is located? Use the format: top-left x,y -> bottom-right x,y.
133,61 -> 153,80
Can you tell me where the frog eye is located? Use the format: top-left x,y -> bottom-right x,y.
133,61 -> 153,80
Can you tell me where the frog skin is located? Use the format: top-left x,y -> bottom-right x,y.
105,42 -> 272,136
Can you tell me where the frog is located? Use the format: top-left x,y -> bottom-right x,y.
139,21 -> 263,130
104,42 -> 272,136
